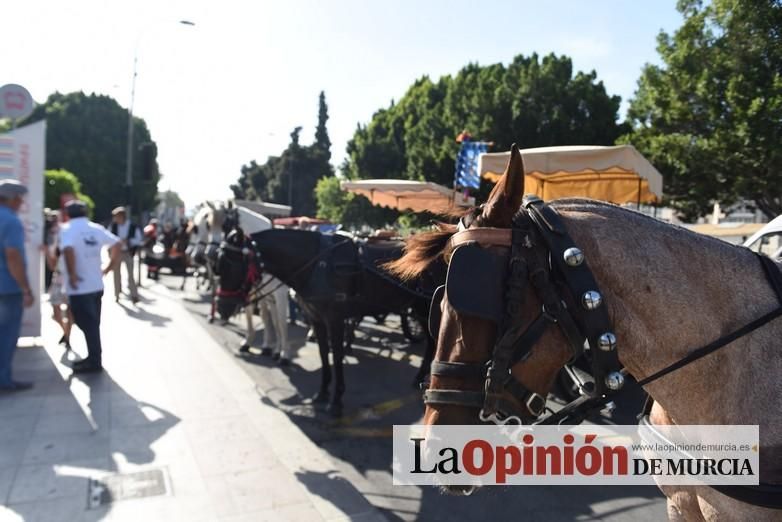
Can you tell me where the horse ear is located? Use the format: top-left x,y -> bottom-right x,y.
206,201 -> 215,210
480,143 -> 525,226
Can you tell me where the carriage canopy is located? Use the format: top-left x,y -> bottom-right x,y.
479,144 -> 663,204
340,179 -> 475,213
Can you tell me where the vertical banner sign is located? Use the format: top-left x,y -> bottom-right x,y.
454,141 -> 489,189
0,121 -> 46,337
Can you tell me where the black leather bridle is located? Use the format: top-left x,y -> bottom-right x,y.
423,196 -> 623,425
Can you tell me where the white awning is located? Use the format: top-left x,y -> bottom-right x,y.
340,179 -> 474,213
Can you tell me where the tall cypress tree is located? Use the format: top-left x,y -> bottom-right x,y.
314,91 -> 331,160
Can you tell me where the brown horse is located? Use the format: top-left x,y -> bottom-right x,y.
388,145 -> 782,521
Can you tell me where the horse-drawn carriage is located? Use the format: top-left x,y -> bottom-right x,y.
141,222 -> 190,280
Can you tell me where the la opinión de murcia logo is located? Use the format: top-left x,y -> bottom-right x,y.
393,425 -> 759,486
409,434 -> 754,484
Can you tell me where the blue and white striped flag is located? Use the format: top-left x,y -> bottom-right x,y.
454,141 -> 489,189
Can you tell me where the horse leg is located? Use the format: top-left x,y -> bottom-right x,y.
312,321 -> 331,404
328,320 -> 345,417
239,305 -> 253,353
207,263 -> 215,292
414,333 -> 435,388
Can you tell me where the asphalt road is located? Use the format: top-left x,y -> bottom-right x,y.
153,273 -> 667,522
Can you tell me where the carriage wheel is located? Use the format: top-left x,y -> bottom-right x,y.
401,312 -> 426,343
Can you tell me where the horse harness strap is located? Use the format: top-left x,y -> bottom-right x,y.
636,253 -> 782,388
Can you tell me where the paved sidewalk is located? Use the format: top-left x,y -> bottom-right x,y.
0,281 -> 384,521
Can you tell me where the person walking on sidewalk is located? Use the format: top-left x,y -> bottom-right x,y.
110,206 -> 141,303
60,200 -> 121,374
46,212 -> 73,351
0,179 -> 34,392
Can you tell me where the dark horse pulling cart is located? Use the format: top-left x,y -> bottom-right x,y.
246,228 -> 443,416
212,226 -> 261,322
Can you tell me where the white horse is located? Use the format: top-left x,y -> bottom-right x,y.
189,202 -> 227,291
235,206 -> 292,363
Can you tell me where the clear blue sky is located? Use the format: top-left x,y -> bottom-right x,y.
2,0 -> 683,208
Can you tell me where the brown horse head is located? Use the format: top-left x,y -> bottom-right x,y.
388,145 -> 572,428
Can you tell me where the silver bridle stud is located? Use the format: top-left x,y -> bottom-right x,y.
582,290 -> 602,310
598,332 -> 617,352
563,247 -> 584,267
605,372 -> 625,391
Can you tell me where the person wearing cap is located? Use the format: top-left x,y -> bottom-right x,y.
0,179 -> 34,392
109,206 -> 141,303
60,200 -> 122,373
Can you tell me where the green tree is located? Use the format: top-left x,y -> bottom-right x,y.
343,54 -> 626,196
157,189 -> 184,209
21,91 -> 160,221
624,0 -> 782,219
232,94 -> 334,216
44,169 -> 95,215
314,91 -> 331,159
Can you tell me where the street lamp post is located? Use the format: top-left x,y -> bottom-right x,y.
124,20 -> 195,217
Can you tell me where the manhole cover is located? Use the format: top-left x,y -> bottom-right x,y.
87,468 -> 170,509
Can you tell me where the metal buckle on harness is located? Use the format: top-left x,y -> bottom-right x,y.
525,392 -> 546,417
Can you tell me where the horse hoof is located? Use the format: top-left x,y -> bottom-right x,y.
313,391 -> 330,404
239,344 -> 250,354
326,402 -> 343,417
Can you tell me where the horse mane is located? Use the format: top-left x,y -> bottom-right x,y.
388,197 -> 756,281
384,223 -> 458,281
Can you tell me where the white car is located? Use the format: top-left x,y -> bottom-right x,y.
743,215 -> 782,259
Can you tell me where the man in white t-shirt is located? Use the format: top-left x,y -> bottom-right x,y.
60,201 -> 122,373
